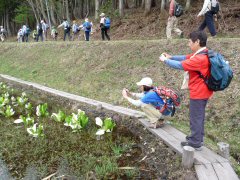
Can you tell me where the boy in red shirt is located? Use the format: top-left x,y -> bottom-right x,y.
159,31 -> 213,150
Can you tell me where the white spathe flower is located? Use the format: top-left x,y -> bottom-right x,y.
96,129 -> 105,135
14,119 -> 23,124
11,96 -> 16,102
64,122 -> 70,127
72,113 -> 78,122
95,117 -> 103,127
27,123 -> 38,137
4,92 -> 9,98
77,109 -> 84,114
36,105 -> 41,116
106,129 -> 112,133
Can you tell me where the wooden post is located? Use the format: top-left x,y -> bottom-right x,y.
217,142 -> 230,160
182,146 -> 195,169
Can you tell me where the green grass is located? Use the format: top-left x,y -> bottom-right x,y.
0,39 -> 240,176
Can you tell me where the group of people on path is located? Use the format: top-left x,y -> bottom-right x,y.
167,0 -> 218,39
16,12 -> 111,43
17,25 -> 31,42
122,30 -> 213,151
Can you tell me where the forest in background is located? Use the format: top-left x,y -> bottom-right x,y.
0,0 -> 238,36
0,0 -> 239,37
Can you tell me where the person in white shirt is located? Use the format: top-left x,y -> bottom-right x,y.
197,0 -> 217,37
0,26 -> 6,42
17,29 -> 23,43
58,18 -> 71,41
99,13 -> 110,41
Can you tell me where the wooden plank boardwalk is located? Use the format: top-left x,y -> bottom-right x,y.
1,74 -> 239,180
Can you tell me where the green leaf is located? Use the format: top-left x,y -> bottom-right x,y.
103,118 -> 116,132
51,110 -> 66,122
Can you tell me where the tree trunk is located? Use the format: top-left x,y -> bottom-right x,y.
95,0 -> 100,19
112,0 -> 117,9
27,0 -> 39,24
141,0 -> 145,8
86,0 -> 90,17
144,0 -> 152,16
119,0 -> 124,17
49,0 -> 57,25
39,0 -> 48,21
160,0 -> 166,13
185,0 -> 191,11
124,0 -> 129,9
65,0 -> 70,21
6,13 -> 11,36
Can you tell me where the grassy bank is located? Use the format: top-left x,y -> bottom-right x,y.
0,39 -> 239,175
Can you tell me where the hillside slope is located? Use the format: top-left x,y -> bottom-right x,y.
0,39 -> 239,174
90,1 -> 240,40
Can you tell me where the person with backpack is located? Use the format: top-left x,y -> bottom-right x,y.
0,26 -> 7,42
17,29 -> 23,43
71,20 -> 80,41
58,18 -> 71,41
198,0 -> 219,38
23,25 -> 31,42
122,77 -> 178,129
22,25 -> 27,42
32,30 -> 37,41
51,26 -> 58,41
81,18 -> 92,41
159,31 -> 213,150
99,13 -> 110,41
37,21 -> 44,42
166,0 -> 183,39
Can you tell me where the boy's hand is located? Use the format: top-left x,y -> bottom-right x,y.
162,53 -> 172,59
159,54 -> 167,62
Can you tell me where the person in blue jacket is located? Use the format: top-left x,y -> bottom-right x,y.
82,18 -> 92,41
122,77 -> 174,128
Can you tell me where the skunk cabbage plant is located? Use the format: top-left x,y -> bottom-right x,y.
27,123 -> 44,138
51,110 -> 66,122
36,103 -> 49,117
4,105 -> 15,118
14,115 -> 34,127
0,82 -> 9,93
95,117 -> 116,135
17,92 -> 28,107
0,96 -> 9,107
64,109 -> 89,131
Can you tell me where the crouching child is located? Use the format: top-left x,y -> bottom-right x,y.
122,77 -> 180,128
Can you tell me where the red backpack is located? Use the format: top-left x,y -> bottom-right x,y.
154,86 -> 181,107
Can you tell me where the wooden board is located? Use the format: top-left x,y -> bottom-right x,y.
195,164 -> 218,180
195,147 -> 228,164
161,124 -> 187,141
213,162 -> 239,180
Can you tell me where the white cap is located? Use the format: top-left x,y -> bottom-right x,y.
136,77 -> 153,86
100,13 -> 105,17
